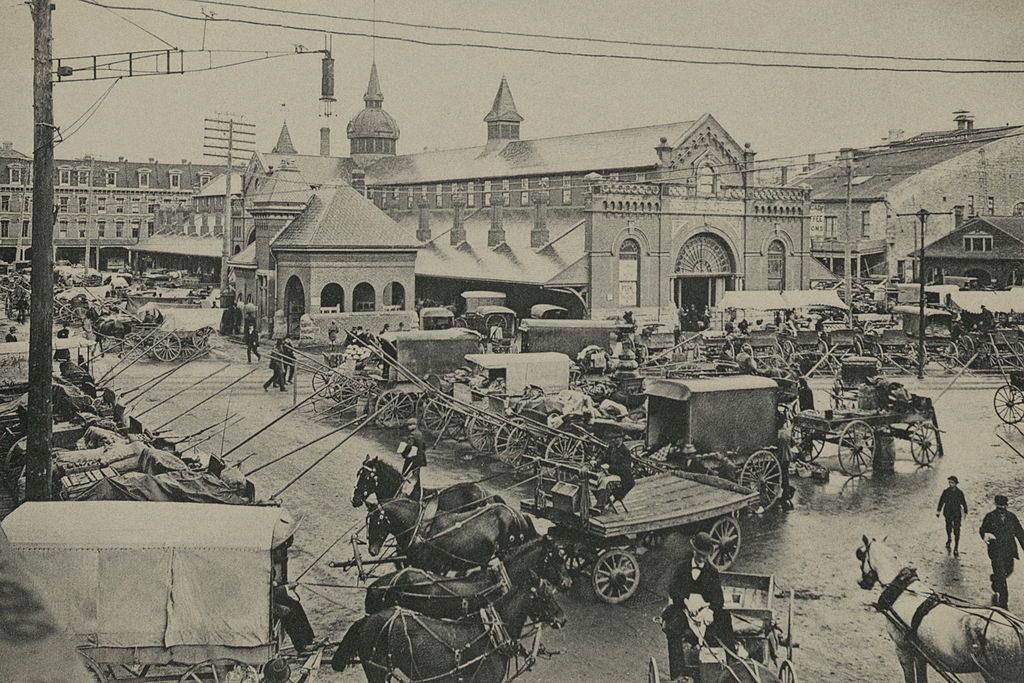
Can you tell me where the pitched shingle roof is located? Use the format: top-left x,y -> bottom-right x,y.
364,119 -> 701,186
404,207 -> 585,285
485,77 -> 523,124
917,216 -> 1024,259
271,121 -> 298,155
271,185 -> 418,251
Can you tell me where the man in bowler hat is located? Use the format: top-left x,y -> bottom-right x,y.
936,475 -> 967,556
980,494 -> 1024,608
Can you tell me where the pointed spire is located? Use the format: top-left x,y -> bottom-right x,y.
364,62 -> 383,107
272,120 -> 298,155
484,76 -> 523,124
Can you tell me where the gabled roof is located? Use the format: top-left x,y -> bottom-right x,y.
915,216 -> 1024,260
271,185 -> 418,251
485,76 -> 523,124
365,118 -> 702,186
798,125 -> 1024,201
197,172 -> 243,198
228,242 -> 256,269
271,121 -> 298,155
406,206 -> 585,285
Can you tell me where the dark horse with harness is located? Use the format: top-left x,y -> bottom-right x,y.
352,455 -> 494,512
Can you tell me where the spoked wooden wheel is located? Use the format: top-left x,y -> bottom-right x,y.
562,542 -> 595,577
151,334 -> 182,362
994,384 -> 1024,424
708,515 -> 742,570
591,547 -> 640,604
494,421 -> 531,466
837,419 -> 874,476
739,449 -> 783,510
120,332 -> 143,357
374,389 -> 418,429
465,415 -> 497,453
311,370 -> 332,395
791,423 -> 824,463
778,659 -> 798,683
648,656 -> 661,683
544,434 -> 585,463
908,421 -> 940,465
418,396 -> 458,440
190,327 -> 212,351
178,658 -> 257,682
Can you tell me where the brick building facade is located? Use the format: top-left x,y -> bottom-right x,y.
914,216 -> 1024,288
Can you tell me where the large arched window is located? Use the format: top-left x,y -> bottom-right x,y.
353,282 -> 376,312
767,240 -> 786,291
618,238 -> 640,307
696,163 -> 715,196
320,283 -> 344,312
1013,201 -> 1024,217
383,281 -> 406,310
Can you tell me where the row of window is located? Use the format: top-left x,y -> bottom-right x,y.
820,211 -> 873,240
318,281 -> 405,313
8,166 -> 198,190
963,234 -> 993,252
0,218 -> 152,239
374,176 -> 577,210
1,193 -> 185,215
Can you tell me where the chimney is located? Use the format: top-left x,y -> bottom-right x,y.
450,193 -> 466,246
742,142 -> 756,187
416,198 -> 431,242
118,156 -> 125,162
351,168 -> 366,196
779,166 -> 788,186
319,127 -> 331,157
954,110 -> 974,131
839,147 -> 855,161
148,157 -> 154,163
655,136 -> 672,166
531,191 -> 549,248
0,141 -> 12,153
488,201 -> 505,248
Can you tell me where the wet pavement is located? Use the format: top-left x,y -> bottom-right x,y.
105,343 -> 1022,683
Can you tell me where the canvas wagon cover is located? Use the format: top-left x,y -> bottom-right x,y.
1,502 -> 294,660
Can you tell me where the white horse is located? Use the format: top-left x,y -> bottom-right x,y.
857,535 -> 1024,683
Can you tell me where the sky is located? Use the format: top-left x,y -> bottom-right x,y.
1,0 -> 1023,168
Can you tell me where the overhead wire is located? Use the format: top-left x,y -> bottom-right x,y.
77,0 -> 1024,74
90,0 -> 179,49
163,0 -> 1024,65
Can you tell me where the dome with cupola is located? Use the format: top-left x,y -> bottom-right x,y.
347,62 -> 400,158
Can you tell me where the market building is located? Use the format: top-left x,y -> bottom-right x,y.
913,216 -> 1024,289
795,112 -> 1024,282
0,140 -> 222,269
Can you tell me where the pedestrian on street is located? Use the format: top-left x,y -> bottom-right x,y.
281,337 -> 296,384
245,325 -> 261,364
979,494 -> 1024,608
327,320 -> 339,348
5,326 -> 17,343
936,475 -> 968,556
53,323 -> 71,363
263,340 -> 287,392
399,418 -> 428,494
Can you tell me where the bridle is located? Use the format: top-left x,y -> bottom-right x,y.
856,543 -> 880,589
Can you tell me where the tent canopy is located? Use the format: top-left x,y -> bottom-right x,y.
717,289 -> 849,312
948,290 -> 1024,314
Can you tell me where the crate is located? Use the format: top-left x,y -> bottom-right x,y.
60,466 -> 117,494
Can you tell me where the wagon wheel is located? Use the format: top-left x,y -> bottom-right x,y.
120,332 -> 144,357
151,333 -> 182,362
374,389 -> 418,429
780,339 -> 797,360
418,396 -> 451,439
562,542 -> 595,577
648,656 -> 662,683
639,531 -> 665,549
178,658 -> 256,683
544,434 -> 585,463
190,326 -> 212,351
591,547 -> 641,604
465,414 -> 497,454
311,370 -> 332,395
994,384 -> 1024,424
837,419 -> 874,476
708,515 -> 742,570
739,449 -> 783,511
908,421 -> 940,466
339,375 -> 378,407
493,421 -> 530,465
778,660 -> 798,683
791,423 -> 824,463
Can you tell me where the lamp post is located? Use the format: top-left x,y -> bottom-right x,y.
916,208 -> 929,379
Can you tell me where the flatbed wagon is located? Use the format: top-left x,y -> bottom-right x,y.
522,459 -> 759,604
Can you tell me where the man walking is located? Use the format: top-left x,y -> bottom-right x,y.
281,337 -> 296,384
245,324 -> 261,364
263,340 -> 287,392
979,494 -> 1024,608
936,475 -> 968,556
399,418 -> 428,494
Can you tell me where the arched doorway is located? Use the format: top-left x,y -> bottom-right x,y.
767,240 -> 786,292
283,275 -> 305,338
353,282 -> 376,312
320,283 -> 344,312
673,233 -> 735,309
964,267 -> 993,288
383,282 -> 406,310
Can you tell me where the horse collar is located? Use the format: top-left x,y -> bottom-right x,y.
876,566 -> 919,611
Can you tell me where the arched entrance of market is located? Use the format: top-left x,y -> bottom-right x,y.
673,233 -> 736,309
283,275 -> 305,338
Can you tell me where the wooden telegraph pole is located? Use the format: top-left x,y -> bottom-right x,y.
203,116 -> 255,290
26,0 -> 54,500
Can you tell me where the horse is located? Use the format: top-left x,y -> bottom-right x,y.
332,576 -> 566,682
366,497 -> 536,574
364,534 -> 571,619
87,310 -> 133,353
351,455 -> 494,512
857,534 -> 1024,683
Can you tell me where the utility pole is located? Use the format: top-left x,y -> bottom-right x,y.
844,156 -> 853,326
26,0 -> 54,500
204,116 -> 255,290
916,208 -> 929,380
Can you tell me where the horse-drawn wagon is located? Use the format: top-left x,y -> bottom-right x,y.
648,573 -> 798,683
1,501 -> 322,683
517,318 -> 631,356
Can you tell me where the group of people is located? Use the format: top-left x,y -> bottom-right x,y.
263,337 -> 296,392
677,304 -> 711,333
